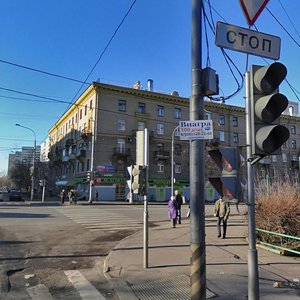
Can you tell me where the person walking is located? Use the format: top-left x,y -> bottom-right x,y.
214,196 -> 230,239
60,189 -> 66,204
95,190 -> 99,201
168,196 -> 178,228
174,190 -> 183,224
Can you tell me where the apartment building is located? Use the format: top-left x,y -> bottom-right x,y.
48,81 -> 189,200
47,81 -> 300,201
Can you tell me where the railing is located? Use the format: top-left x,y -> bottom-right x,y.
256,228 -> 300,256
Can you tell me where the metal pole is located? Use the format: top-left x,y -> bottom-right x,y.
42,180 -> 45,203
16,124 -> 36,201
190,1 -> 206,299
245,71 -> 260,299
171,126 -> 179,197
143,128 -> 149,268
31,137 -> 36,201
88,115 -> 95,203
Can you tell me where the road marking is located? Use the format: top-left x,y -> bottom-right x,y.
27,284 -> 55,300
64,270 -> 106,300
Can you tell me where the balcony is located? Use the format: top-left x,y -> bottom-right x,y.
154,150 -> 170,160
65,138 -> 74,147
81,128 -> 92,141
113,147 -> 131,156
76,149 -> 86,161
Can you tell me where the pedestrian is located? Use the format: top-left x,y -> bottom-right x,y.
214,196 -> 230,239
168,196 -> 178,228
174,190 -> 183,224
95,190 -> 99,201
69,189 -> 76,205
60,189 -> 66,204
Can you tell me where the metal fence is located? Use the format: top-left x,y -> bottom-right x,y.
256,228 -> 300,256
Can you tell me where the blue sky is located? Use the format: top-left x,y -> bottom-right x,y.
1,0 -> 300,175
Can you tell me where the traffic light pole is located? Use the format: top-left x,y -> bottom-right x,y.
190,1 -> 206,299
245,71 -> 260,300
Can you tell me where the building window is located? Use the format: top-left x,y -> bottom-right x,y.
291,140 -> 296,149
157,163 -> 164,173
290,125 -> 296,134
175,164 -> 182,174
119,100 -> 126,112
86,159 -> 90,171
272,155 -> 277,162
205,112 -> 212,120
174,108 -> 181,119
117,120 -> 126,131
233,132 -> 239,143
219,115 -> 225,125
138,121 -> 145,130
117,138 -> 126,154
282,153 -> 287,163
85,104 -> 87,116
138,102 -> 146,113
157,124 -> 164,135
232,116 -> 238,127
282,141 -> 287,149
80,109 -> 83,120
90,100 -> 93,110
174,144 -> 181,155
219,131 -> 225,142
157,105 -> 165,117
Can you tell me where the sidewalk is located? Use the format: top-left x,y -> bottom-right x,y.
104,206 -> 300,299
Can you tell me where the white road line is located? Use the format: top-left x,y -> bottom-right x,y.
64,270 -> 106,300
27,284 -> 55,300
85,224 -> 143,229
89,226 -> 142,232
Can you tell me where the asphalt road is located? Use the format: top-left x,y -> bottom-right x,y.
0,203 -> 171,299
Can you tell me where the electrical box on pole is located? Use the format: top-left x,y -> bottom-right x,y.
208,147 -> 242,203
250,62 -> 290,160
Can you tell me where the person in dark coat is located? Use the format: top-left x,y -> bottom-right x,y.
168,196 -> 178,228
175,190 -> 183,224
60,189 -> 66,204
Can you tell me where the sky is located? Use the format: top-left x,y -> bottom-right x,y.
1,0 -> 300,175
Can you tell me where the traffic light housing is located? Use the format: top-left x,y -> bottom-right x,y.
87,171 -> 91,182
209,147 -> 242,203
127,165 -> 147,195
250,62 -> 290,158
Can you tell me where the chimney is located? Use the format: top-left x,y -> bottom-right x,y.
147,79 -> 153,92
133,81 -> 141,89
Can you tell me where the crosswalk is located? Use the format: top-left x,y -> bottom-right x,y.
56,206 -> 143,233
5,270 -> 107,300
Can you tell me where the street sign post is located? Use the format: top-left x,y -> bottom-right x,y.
239,0 -> 269,26
215,22 -> 281,60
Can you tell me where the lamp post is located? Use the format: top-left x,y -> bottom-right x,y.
16,123 -> 36,201
171,126 -> 179,197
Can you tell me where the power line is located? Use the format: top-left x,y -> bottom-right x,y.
68,0 -> 138,106
0,58 -> 90,85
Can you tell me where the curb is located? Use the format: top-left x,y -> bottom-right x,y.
103,230 -> 145,300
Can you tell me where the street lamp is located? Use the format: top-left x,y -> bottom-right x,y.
16,123 -> 36,201
171,126 -> 179,197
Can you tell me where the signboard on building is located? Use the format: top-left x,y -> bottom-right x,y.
179,120 -> 213,140
96,165 -> 115,173
215,22 -> 281,60
215,22 -> 280,60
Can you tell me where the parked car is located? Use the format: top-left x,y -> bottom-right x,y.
8,189 -> 23,201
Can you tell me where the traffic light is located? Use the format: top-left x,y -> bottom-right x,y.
127,165 -> 147,195
39,179 -> 45,187
250,62 -> 290,158
87,171 -> 91,182
208,147 -> 242,202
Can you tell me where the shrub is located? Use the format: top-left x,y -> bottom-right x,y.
255,181 -> 300,252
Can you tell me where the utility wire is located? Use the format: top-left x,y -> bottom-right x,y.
68,0 -> 138,106
0,59 -> 90,85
